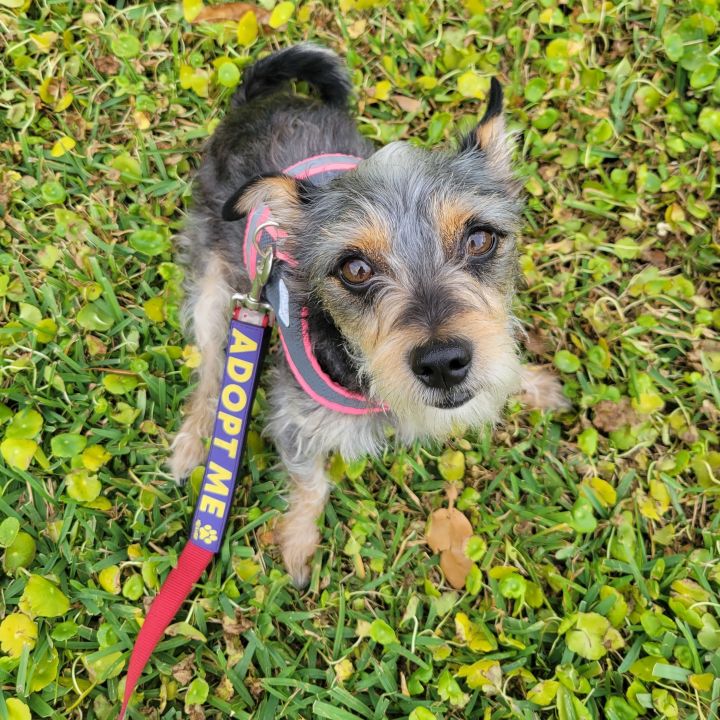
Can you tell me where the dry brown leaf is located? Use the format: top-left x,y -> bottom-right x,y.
96,56 -> 120,75
187,705 -> 206,720
426,506 -> 473,589
524,330 -> 550,356
193,3 -> 269,24
538,164 -> 559,181
440,546 -> 473,590
426,509 -> 452,552
171,655 -> 195,685
347,19 -> 366,38
426,508 -> 472,553
641,247 -> 668,268
222,609 -> 253,637
248,675 -> 264,699
216,675 -> 235,702
592,398 -> 639,433
225,635 -> 244,668
400,671 -> 409,697
392,95 -> 422,113
702,399 -> 719,422
578,106 -> 609,119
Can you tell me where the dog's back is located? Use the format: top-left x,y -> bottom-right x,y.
193,44 -> 372,219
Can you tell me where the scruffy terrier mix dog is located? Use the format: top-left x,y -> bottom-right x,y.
170,45 -> 566,586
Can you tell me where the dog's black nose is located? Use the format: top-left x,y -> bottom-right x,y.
410,340 -> 472,389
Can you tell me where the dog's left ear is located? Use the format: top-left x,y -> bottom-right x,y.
222,174 -> 314,222
458,78 -> 511,171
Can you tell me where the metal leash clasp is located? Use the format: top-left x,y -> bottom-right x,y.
232,220 -> 278,316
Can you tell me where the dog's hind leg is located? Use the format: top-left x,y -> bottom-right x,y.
518,364 -> 571,411
169,252 -> 235,482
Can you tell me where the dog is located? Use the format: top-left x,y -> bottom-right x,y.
170,44 -> 567,587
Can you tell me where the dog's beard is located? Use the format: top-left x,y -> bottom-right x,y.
356,331 -> 522,443
382,365 -> 520,443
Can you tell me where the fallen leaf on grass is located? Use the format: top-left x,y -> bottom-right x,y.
193,3 -> 269,24
172,655 -> 195,685
592,398 -> 639,433
187,704 -> 206,720
641,248 -> 668,268
426,507 -> 472,553
525,330 -> 550,355
95,55 -> 120,74
166,622 -> 207,642
441,549 -> 473,589
426,489 -> 473,589
392,95 -> 422,113
222,609 -> 254,637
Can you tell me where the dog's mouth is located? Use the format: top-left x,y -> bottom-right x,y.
429,390 -> 474,410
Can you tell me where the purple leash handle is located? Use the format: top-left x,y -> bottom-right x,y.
189,310 -> 270,553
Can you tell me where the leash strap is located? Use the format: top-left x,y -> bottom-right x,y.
119,310 -> 269,719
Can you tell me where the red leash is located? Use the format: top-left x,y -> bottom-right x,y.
119,545 -> 212,718
119,304 -> 270,719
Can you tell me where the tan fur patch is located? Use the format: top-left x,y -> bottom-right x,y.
347,287 -> 408,355
518,365 -> 571,411
449,312 -> 515,375
234,176 -> 303,227
360,280 -> 517,411
452,282 -> 508,320
474,116 -> 514,179
352,219 -> 390,260
370,324 -> 428,382
433,198 -> 474,252
318,207 -> 391,265
476,114 -> 504,150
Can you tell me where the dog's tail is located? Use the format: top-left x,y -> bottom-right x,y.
232,44 -> 352,108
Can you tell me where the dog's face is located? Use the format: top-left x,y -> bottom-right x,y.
231,93 -> 523,438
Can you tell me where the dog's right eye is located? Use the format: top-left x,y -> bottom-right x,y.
339,257 -> 374,287
466,227 -> 498,257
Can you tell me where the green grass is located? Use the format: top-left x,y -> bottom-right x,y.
1,0 -> 720,718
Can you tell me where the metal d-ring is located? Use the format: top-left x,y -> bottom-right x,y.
252,220 -> 280,257
233,220 -> 278,313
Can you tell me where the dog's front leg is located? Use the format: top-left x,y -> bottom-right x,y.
274,453 -> 330,588
169,252 -> 236,481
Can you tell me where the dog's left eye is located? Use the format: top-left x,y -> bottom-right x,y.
340,257 -> 374,286
466,227 -> 498,257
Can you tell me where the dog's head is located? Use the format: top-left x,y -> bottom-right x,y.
225,80 -> 523,438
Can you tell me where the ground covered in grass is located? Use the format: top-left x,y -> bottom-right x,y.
1,0 -> 720,718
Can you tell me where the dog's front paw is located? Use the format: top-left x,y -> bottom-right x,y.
518,364 -> 571,412
276,522 -> 319,589
285,558 -> 312,589
167,431 -> 206,484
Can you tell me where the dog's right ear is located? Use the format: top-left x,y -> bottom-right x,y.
457,78 -> 512,174
222,174 -> 315,222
